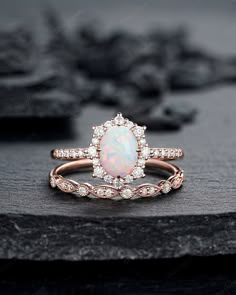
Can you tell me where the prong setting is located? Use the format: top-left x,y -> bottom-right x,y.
87,113 -> 150,187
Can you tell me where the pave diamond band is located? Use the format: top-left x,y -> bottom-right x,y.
52,147 -> 184,161
49,159 -> 184,200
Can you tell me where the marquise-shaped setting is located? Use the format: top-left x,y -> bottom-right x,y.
136,184 -> 160,197
50,176 -> 57,188
171,175 -> 184,189
92,185 -> 119,198
56,178 -> 77,193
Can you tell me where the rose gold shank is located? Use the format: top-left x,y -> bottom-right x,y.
49,159 -> 184,199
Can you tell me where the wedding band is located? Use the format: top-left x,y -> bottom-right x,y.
49,158 -> 184,199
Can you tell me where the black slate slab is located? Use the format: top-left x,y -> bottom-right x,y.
0,86 -> 235,261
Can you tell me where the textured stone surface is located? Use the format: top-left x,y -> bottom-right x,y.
100,126 -> 138,177
0,2 -> 235,294
0,212 -> 235,261
0,0 -> 236,265
0,86 -> 236,261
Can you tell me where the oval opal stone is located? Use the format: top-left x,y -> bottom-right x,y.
100,126 -> 138,177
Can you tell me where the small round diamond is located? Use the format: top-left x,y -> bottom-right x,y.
63,150 -> 69,158
104,121 -> 112,128
132,167 -> 144,178
69,150 -> 76,158
133,126 -> 144,137
162,181 -> 171,194
138,159 -> 145,167
105,189 -> 113,197
114,114 -> 125,125
104,174 -> 113,183
113,178 -> 124,188
78,185 -> 89,196
142,187 -> 148,195
170,149 -> 175,158
125,120 -> 134,129
76,150 -> 84,158
141,147 -> 150,159
88,146 -> 97,157
92,137 -> 99,145
139,138 -> 146,146
125,175 -> 133,183
148,186 -> 155,195
154,149 -> 161,158
57,150 -> 62,158
94,166 -> 104,178
120,188 -> 133,199
97,188 -> 104,196
93,158 -> 100,166
161,149 -> 167,158
94,126 -> 104,137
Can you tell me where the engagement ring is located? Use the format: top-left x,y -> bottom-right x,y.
50,113 -> 184,199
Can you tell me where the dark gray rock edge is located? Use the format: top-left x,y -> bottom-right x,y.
0,213 -> 235,261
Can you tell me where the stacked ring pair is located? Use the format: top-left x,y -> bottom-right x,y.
49,113 -> 184,200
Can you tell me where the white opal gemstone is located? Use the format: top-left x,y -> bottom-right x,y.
100,126 -> 138,177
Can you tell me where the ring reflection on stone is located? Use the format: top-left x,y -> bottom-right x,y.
50,113 -> 184,198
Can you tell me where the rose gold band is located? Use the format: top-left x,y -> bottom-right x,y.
49,159 -> 184,199
51,147 -> 184,161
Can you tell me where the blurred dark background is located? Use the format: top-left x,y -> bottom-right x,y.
1,0 -> 236,131
0,1 -> 236,294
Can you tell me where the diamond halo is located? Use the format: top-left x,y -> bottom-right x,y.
88,113 -> 149,188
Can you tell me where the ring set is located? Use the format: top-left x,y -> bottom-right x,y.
49,113 -> 184,200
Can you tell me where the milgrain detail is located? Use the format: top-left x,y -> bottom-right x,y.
49,161 -> 184,200
55,177 -> 78,193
